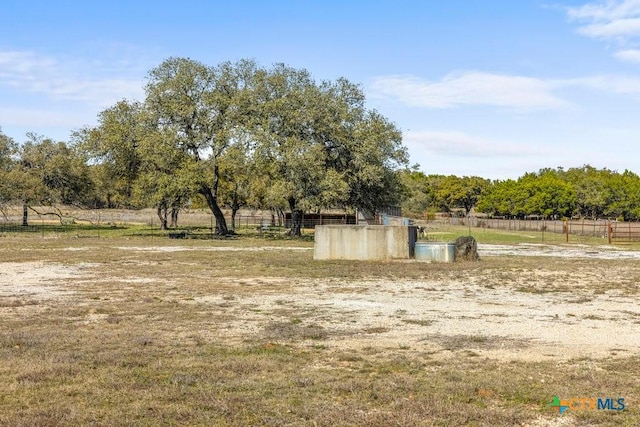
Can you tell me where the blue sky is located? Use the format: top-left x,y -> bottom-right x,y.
2,0 -> 640,179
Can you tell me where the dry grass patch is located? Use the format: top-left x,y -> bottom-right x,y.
0,298 -> 39,307
422,334 -> 531,352
1,235 -> 640,425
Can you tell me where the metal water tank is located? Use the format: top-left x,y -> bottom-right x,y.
414,242 -> 456,262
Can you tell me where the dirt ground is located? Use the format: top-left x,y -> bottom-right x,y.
2,242 -> 639,363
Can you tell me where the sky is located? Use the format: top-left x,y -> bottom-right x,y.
2,0 -> 640,179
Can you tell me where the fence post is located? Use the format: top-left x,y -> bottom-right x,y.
608,221 -> 613,244
565,219 -> 569,243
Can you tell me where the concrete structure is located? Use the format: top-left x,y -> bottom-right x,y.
314,225 -> 417,260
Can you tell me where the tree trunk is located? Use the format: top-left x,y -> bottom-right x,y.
287,197 -> 303,237
170,198 -> 180,228
202,190 -> 228,235
200,186 -> 228,236
170,208 -> 179,228
278,207 -> 285,226
157,203 -> 168,230
22,202 -> 28,227
198,164 -> 228,235
229,184 -> 240,232
231,207 -> 238,231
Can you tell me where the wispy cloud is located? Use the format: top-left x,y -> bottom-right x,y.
370,72 -> 569,110
567,0 -> 640,61
0,50 -> 145,106
370,70 -> 640,110
0,107 -> 86,128
403,131 -> 547,158
562,74 -> 640,94
613,48 -> 640,61
0,51 -> 57,76
568,0 -> 640,25
578,17 -> 640,38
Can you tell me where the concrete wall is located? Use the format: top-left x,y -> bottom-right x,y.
314,225 -> 415,260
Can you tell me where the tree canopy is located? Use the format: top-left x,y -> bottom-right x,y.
399,165 -> 640,221
71,58 -> 409,234
5,59 -> 640,227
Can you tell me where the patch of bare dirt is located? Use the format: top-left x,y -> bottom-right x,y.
0,261 -> 87,299
2,244 -> 639,362
199,276 -> 640,361
480,243 -> 640,259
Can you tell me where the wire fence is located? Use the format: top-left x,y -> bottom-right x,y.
610,221 -> 640,243
444,216 -> 640,243
5,207 -> 640,243
0,211 -> 353,237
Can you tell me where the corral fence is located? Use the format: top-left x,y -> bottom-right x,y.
0,223 -> 47,234
0,209 -> 412,239
231,213 -> 411,229
6,206 -> 640,243
609,221 -> 640,243
445,216 -> 640,243
232,213 -> 356,230
0,211 -> 357,237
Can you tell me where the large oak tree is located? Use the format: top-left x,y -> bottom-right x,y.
144,57 -> 258,235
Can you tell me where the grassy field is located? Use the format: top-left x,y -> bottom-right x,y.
1,224 -> 639,426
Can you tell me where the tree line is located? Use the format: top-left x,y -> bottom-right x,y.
400,165 -> 640,221
0,58 -> 408,234
3,58 -> 640,229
